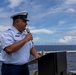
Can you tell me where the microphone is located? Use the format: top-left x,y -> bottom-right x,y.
26,28 -> 30,33
26,28 -> 34,46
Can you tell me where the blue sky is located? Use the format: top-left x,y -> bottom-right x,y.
0,0 -> 76,45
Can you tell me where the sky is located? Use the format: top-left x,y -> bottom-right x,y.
0,0 -> 76,45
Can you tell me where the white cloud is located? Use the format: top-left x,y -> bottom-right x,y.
31,28 -> 54,34
65,30 -> 76,36
59,36 -> 72,43
0,25 -> 11,35
33,37 -> 40,42
31,0 -> 76,20
58,20 -> 66,25
65,0 -> 76,4
0,25 -> 10,32
8,0 -> 25,8
26,26 -> 35,30
31,12 -> 51,20
0,8 -> 4,12
0,8 -> 11,18
58,29 -> 76,44
26,26 -> 54,34
66,8 -> 76,13
0,12 -> 11,18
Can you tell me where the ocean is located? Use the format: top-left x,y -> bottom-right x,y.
35,45 -> 76,51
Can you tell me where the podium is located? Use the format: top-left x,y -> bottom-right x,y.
28,51 -> 67,75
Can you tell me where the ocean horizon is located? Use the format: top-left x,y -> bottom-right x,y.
35,45 -> 76,51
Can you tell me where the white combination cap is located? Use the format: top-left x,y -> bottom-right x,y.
11,11 -> 29,21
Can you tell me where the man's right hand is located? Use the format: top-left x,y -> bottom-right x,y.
24,33 -> 33,42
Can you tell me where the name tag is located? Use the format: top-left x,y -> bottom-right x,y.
15,35 -> 20,37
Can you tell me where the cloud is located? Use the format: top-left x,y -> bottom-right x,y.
31,28 -> 54,34
59,36 -> 72,43
65,30 -> 76,36
0,12 -> 11,18
0,25 -> 11,35
30,0 -> 76,20
0,25 -> 10,32
8,0 -> 25,8
31,11 -> 51,20
0,8 -> 11,18
65,0 -> 76,4
58,29 -> 76,43
58,20 -> 66,25
66,8 -> 76,13
26,26 -> 54,34
33,37 -> 40,42
50,0 -> 76,14
0,8 -> 4,12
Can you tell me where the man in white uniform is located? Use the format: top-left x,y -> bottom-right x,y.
0,11 -> 40,75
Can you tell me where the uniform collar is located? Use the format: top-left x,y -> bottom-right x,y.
10,26 -> 27,34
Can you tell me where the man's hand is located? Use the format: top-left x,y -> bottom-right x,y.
24,33 -> 33,42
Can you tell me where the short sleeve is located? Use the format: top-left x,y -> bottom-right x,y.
0,31 -> 14,49
29,40 -> 34,49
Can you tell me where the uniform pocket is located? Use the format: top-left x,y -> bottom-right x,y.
14,36 -> 22,42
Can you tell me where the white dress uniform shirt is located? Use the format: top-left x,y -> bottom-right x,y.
0,26 -> 33,65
